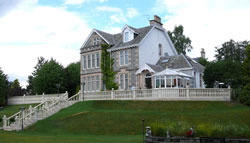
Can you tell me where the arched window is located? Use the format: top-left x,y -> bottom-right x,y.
158,44 -> 162,56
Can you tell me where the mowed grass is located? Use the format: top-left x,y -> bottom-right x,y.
0,101 -> 250,143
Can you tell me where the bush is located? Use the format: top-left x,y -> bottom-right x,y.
150,120 -> 250,138
239,89 -> 250,106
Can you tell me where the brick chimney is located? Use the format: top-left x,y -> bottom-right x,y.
149,15 -> 163,27
201,48 -> 205,59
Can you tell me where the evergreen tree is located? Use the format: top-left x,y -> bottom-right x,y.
0,68 -> 8,106
168,25 -> 193,55
100,44 -> 118,90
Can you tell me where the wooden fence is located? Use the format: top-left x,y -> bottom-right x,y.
84,88 -> 231,101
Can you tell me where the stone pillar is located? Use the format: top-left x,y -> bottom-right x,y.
29,105 -> 33,119
34,108 -> 38,120
15,116 -> 20,131
187,88 -> 190,100
111,88 -> 114,100
133,89 -> 136,99
79,90 -> 83,102
3,115 -> 7,129
42,93 -> 45,102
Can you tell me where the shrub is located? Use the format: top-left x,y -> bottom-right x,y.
239,89 -> 250,105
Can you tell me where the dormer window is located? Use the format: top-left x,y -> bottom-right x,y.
93,37 -> 100,45
124,32 -> 129,42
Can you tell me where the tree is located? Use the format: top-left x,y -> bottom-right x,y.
26,57 -> 47,95
215,40 -> 249,62
65,62 -> 80,96
9,79 -> 23,96
0,68 -> 8,106
240,45 -> 250,105
168,25 -> 193,55
33,58 -> 66,94
100,44 -> 118,90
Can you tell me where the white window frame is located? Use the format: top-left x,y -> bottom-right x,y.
124,49 -> 128,65
120,50 -> 124,66
93,37 -> 100,45
124,32 -> 129,42
96,75 -> 100,91
96,53 -> 100,68
92,54 -> 95,68
119,74 -> 124,90
82,55 -> 86,70
87,55 -> 91,69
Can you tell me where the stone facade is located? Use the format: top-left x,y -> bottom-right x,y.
111,47 -> 139,89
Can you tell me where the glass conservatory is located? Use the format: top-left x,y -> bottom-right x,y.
153,69 -> 193,88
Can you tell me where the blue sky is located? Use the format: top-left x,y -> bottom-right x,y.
0,0 -> 250,87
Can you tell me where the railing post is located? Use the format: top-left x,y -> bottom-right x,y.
111,88 -> 114,100
79,90 -> 83,101
133,89 -> 136,99
23,94 -> 25,104
42,93 -> 45,102
15,116 -> 20,131
187,88 -> 190,100
3,115 -> 7,129
29,105 -> 33,119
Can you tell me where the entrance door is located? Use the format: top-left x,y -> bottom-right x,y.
145,73 -> 152,89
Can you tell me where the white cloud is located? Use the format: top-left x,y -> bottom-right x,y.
0,1 -> 91,87
154,0 -> 250,60
95,6 -> 122,13
103,26 -> 121,34
99,0 -> 108,3
64,0 -> 86,5
126,8 -> 139,18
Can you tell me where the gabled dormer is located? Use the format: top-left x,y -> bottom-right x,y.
122,25 -> 139,43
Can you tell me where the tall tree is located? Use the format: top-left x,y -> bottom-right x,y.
65,62 -> 80,96
215,40 -> 249,62
9,79 -> 23,96
26,57 -> 47,95
0,68 -> 8,106
168,25 -> 193,55
241,45 -> 250,105
100,44 -> 118,90
33,58 -> 66,94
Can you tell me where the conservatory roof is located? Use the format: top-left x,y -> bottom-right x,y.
153,69 -> 192,78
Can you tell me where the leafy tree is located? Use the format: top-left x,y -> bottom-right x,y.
0,68 -> 8,106
240,45 -> 250,105
65,62 -> 80,96
9,79 -> 23,96
100,44 -> 118,90
215,40 -> 249,62
33,58 -> 66,94
198,58 -> 210,67
168,25 -> 193,55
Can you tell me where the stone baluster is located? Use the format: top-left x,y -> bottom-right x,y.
34,108 -> 38,120
15,116 -> 20,131
29,105 -> 33,119
111,88 -> 114,100
3,115 -> 7,129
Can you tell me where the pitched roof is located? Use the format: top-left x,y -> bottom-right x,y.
95,29 -> 115,45
83,26 -> 153,50
156,55 -> 191,69
110,26 -> 153,50
185,56 -> 205,72
146,63 -> 164,72
156,55 -> 205,72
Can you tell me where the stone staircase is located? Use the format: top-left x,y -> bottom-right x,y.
2,91 -> 82,131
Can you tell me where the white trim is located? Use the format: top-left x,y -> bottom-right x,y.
108,44 -> 138,52
81,29 -> 110,49
135,64 -> 156,75
181,54 -> 192,67
121,24 -> 139,34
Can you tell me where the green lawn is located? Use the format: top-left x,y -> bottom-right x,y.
0,101 -> 250,143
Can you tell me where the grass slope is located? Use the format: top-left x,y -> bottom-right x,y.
1,101 -> 250,143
